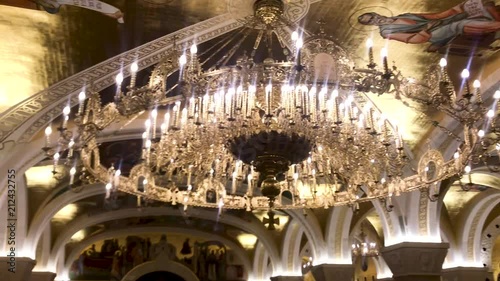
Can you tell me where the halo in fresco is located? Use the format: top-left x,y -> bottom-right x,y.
349,6 -> 393,32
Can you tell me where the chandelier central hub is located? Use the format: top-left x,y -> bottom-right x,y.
253,0 -> 284,25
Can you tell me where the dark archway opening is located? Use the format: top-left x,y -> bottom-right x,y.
136,271 -> 186,281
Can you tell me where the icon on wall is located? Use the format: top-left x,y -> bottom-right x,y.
357,0 -> 500,55
32,0 -> 124,23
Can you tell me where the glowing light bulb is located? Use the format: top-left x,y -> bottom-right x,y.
105,183 -> 112,190
439,58 -> 447,67
190,43 -> 197,54
478,130 -> 485,137
53,152 -> 60,161
494,90 -> 500,99
68,139 -> 75,148
454,151 -> 460,159
291,31 -> 298,41
487,109 -> 495,118
179,54 -> 187,65
115,169 -> 121,176
115,73 -> 124,84
366,38 -> 373,48
464,165 -> 471,173
45,126 -> 52,136
70,167 -> 76,176
130,62 -> 138,73
461,69 -> 469,79
296,38 -> 303,49
63,106 -> 71,116
473,80 -> 480,88
78,91 -> 86,102
151,109 -> 158,118
380,47 -> 388,58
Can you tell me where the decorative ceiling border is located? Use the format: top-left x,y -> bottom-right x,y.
0,13 -> 243,144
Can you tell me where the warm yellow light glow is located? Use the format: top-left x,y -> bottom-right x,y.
53,204 -> 79,221
237,233 -> 258,249
70,230 -> 85,242
0,6 -> 61,112
25,165 -> 64,188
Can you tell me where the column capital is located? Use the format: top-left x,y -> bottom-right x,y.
441,267 -> 489,281
0,257 -> 36,281
381,242 -> 448,281
309,264 -> 354,281
270,276 -> 303,281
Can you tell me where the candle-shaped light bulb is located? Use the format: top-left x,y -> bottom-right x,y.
115,73 -> 124,85
115,169 -> 121,177
70,166 -> 76,176
494,90 -> 500,99
366,38 -> 373,48
296,38 -> 303,49
130,62 -> 139,73
461,69 -> 470,79
380,47 -> 388,58
487,109 -> 495,118
53,152 -> 60,161
439,58 -> 447,68
478,129 -> 485,138
63,105 -> 71,116
145,119 -> 151,131
78,91 -> 86,102
291,31 -> 299,41
473,80 -> 480,89
464,165 -> 471,173
151,109 -> 158,118
105,183 -> 112,190
145,139 -> 152,149
190,43 -> 197,54
454,151 -> 460,159
179,54 -> 187,66
45,126 -> 52,136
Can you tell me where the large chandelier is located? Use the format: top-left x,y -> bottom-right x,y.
351,227 -> 379,258
41,0 -> 485,213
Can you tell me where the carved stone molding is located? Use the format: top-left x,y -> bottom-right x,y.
480,216 -> 500,269
0,257 -> 36,281
381,242 -> 449,281
0,14 -> 242,145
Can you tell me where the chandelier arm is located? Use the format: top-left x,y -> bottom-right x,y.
219,29 -> 253,67
200,28 -> 250,67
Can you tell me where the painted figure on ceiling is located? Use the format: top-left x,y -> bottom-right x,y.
358,0 -> 500,51
31,0 -> 124,23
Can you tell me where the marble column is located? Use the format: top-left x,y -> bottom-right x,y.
441,267 -> 490,281
309,264 -> 354,281
29,272 -> 56,281
0,257 -> 36,281
380,242 -> 448,281
270,276 -> 303,281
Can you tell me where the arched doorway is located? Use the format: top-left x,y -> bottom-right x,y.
121,259 -> 200,281
136,271 -> 185,281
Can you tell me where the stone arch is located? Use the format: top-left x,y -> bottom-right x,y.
47,207 -> 277,273
121,259 -> 199,281
63,226 -> 252,277
325,206 -> 353,263
457,189 -> 500,265
481,216 -> 500,270
281,219 -> 304,275
286,209 -> 326,261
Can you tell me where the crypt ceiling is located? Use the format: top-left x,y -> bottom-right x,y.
1,0 -> 500,274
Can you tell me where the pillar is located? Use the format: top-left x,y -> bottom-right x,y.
270,276 -> 304,281
381,242 -> 448,281
0,257 -> 36,281
441,267 -> 490,281
310,264 -> 354,281
29,272 -> 56,281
